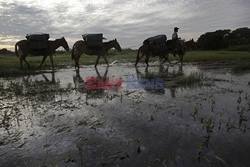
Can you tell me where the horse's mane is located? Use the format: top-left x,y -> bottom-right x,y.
103,39 -> 115,45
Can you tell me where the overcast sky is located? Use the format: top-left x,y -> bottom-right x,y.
0,0 -> 250,50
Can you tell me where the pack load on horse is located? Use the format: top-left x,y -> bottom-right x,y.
143,34 -> 167,55
82,33 -> 106,50
26,33 -> 50,55
143,34 -> 167,46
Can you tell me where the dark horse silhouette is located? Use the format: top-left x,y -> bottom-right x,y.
135,39 -> 194,66
135,42 -> 170,67
15,37 -> 69,70
71,39 -> 122,69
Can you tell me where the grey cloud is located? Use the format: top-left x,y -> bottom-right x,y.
0,0 -> 250,50
0,2 -> 55,37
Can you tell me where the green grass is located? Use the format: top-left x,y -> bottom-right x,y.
1,50 -> 250,77
228,44 -> 250,52
182,51 -> 250,62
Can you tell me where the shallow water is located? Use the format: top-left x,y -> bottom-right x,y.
0,63 -> 250,167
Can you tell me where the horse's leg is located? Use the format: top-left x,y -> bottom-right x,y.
135,51 -> 140,66
39,55 -> 48,68
95,55 -> 101,67
135,53 -> 145,66
145,54 -> 149,66
76,55 -> 80,69
19,57 -> 23,69
73,54 -> 80,70
23,58 -> 30,68
49,54 -> 54,70
159,56 -> 163,63
160,55 -> 169,65
180,54 -> 184,66
19,50 -> 26,69
166,54 -> 171,64
103,54 -> 109,67
135,57 -> 139,66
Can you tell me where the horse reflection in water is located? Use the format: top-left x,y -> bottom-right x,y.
20,72 -> 60,102
135,65 -> 183,97
73,67 -> 109,105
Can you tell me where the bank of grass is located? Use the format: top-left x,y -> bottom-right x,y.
228,44 -> 250,52
1,50 -> 250,77
183,51 -> 250,62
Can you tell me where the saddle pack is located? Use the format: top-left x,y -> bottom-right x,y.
143,35 -> 167,55
143,34 -> 167,46
26,33 -> 50,55
82,34 -> 104,50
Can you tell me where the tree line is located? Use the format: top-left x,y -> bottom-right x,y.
196,27 -> 250,50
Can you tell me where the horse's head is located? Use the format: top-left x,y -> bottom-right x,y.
112,38 -> 122,52
185,39 -> 197,50
60,37 -> 70,51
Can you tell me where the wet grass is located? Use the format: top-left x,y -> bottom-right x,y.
175,72 -> 205,87
183,51 -> 250,62
1,50 -> 250,77
232,62 -> 250,72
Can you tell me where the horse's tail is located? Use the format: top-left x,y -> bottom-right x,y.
137,47 -> 141,58
15,42 -> 19,58
71,44 -> 75,60
135,46 -> 141,66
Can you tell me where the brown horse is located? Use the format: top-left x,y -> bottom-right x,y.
71,39 -> 122,69
135,39 -> 188,66
15,37 -> 69,69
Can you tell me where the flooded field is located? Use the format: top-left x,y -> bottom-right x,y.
0,63 -> 250,167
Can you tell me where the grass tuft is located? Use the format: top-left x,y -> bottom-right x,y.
233,62 -> 250,72
175,72 -> 205,87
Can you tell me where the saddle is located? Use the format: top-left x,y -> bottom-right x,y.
26,33 -> 50,55
82,34 -> 105,50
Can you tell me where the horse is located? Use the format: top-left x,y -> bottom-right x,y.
15,37 -> 69,70
71,39 -> 122,69
134,42 -> 170,67
135,39 -> 189,66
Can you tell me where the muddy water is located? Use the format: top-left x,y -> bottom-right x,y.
0,63 -> 250,167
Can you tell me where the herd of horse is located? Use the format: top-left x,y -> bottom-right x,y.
15,37 -> 195,70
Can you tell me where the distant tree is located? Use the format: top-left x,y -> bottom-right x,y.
0,48 -> 12,54
197,29 -> 230,50
197,27 -> 250,50
228,27 -> 250,46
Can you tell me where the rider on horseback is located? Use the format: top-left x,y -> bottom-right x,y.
172,27 -> 179,57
